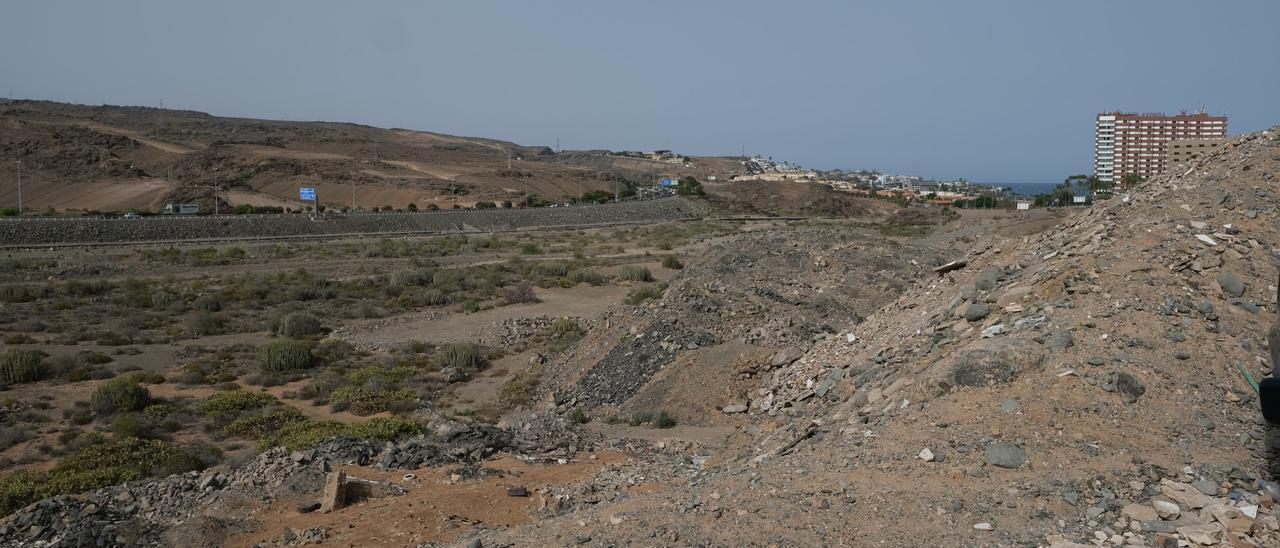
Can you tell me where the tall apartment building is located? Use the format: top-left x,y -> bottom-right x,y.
1094,111 -> 1227,183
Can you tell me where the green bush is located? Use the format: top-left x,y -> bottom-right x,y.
412,289 -> 451,306
436,343 -> 485,371
625,283 -> 666,305
109,414 -> 154,439
661,255 -> 683,269
566,268 -> 604,285
329,386 -> 418,415
187,311 -> 224,336
519,243 -> 543,255
0,350 -> 46,385
676,176 -> 705,197
276,311 -> 324,338
191,294 -> 222,312
619,266 -> 654,282
499,363 -> 544,408
196,390 -> 277,419
0,285 -> 35,303
258,340 -> 315,372
501,282 -> 539,305
566,407 -> 590,424
627,411 -> 653,427
393,268 -> 435,287
89,380 -> 151,416
654,410 -> 676,429
267,416 -> 422,451
151,290 -> 180,309
0,437 -> 201,516
530,261 -> 572,278
223,407 -> 306,439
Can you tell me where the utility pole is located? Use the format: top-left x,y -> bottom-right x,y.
212,167 -> 219,215
15,160 -> 22,213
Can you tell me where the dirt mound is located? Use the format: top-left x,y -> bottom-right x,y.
540,223 -> 954,425
704,180 -> 891,218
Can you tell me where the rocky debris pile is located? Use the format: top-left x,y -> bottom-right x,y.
0,416 -> 579,546
648,227 -> 948,349
0,198 -> 696,247
1043,466 -> 1280,547
481,315 -> 594,349
376,425 -> 511,470
506,411 -> 589,462
307,435 -> 381,466
0,448 -> 322,547
264,526 -> 330,546
570,319 -> 719,407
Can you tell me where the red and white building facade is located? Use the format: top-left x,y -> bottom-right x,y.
1095,111 -> 1227,183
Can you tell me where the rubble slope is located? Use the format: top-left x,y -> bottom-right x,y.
479,128 -> 1280,546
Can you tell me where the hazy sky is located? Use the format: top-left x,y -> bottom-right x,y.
3,1 -> 1278,183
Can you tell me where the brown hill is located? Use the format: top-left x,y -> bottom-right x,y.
0,101 -> 747,212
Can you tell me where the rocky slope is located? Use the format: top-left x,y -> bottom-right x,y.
469,128 -> 1280,546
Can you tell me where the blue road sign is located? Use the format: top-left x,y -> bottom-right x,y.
299,187 -> 316,201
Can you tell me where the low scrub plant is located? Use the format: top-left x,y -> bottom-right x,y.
0,437 -> 202,516
501,281 -> 539,305
499,363 -> 544,408
257,340 -> 315,373
89,380 -> 152,416
196,390 -> 278,419
566,268 -> 604,285
265,416 -> 423,451
0,350 -> 46,385
619,266 -> 654,282
625,283 -> 666,305
275,311 -> 324,338
436,342 -> 486,371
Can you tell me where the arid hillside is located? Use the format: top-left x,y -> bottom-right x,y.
0,101 -> 748,212
475,128 -> 1280,546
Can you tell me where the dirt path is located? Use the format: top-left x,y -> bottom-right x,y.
339,284 -> 630,349
384,160 -> 463,181
82,122 -> 197,154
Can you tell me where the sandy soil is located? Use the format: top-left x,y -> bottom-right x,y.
340,284 -> 630,350
227,451 -> 629,547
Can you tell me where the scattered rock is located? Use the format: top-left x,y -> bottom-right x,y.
1217,271 -> 1246,298
1100,371 -> 1146,403
963,303 -> 990,322
1121,503 -> 1158,522
985,442 -> 1026,469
